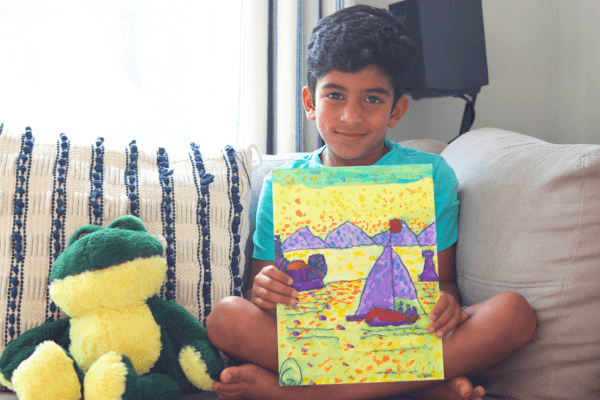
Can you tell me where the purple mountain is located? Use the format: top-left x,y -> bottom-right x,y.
324,222 -> 375,249
282,227 -> 329,252
372,231 -> 390,246
417,223 -> 437,246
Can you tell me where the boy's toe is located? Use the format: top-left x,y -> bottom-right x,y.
472,385 -> 486,399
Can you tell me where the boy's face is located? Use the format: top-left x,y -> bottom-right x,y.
303,65 -> 408,167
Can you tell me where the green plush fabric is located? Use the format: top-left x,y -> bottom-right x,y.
147,296 -> 223,381
0,216 -> 224,399
50,216 -> 164,281
139,373 -> 183,400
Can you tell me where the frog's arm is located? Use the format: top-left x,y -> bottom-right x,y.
147,296 -> 223,388
0,318 -> 72,386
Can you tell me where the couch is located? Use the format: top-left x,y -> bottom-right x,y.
1,127 -> 599,399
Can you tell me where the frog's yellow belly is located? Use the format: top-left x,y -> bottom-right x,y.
69,304 -> 162,376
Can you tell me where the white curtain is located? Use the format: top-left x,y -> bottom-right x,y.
0,0 -> 249,157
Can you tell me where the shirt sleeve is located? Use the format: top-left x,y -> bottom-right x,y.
433,158 -> 459,251
252,173 -> 275,261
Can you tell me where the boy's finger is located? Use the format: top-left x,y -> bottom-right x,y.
428,302 -> 456,333
254,273 -> 297,297
429,294 -> 449,322
252,295 -> 278,310
253,283 -> 297,306
261,265 -> 294,285
436,308 -> 461,337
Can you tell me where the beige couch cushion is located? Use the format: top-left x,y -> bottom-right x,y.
442,128 -> 600,400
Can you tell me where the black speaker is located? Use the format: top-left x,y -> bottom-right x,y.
389,0 -> 489,100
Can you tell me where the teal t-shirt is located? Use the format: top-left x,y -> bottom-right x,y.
253,139 -> 459,260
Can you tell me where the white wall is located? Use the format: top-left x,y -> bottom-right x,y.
359,0 -> 600,145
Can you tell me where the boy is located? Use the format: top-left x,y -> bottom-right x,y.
207,5 -> 537,400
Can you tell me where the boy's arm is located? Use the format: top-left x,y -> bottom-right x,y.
428,243 -> 470,337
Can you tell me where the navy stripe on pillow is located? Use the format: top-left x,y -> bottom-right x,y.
5,128 -> 34,343
45,133 -> 70,323
158,147 -> 176,300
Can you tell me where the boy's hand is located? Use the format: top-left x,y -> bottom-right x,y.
428,291 -> 470,338
251,265 -> 298,310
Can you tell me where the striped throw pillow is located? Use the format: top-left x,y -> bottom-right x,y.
0,124 -> 259,367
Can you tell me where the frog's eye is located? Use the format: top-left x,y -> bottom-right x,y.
78,232 -> 88,239
114,226 -> 124,230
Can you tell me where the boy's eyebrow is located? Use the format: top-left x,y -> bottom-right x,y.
363,88 -> 392,97
320,83 -> 392,97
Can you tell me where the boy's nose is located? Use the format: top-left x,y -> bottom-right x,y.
340,103 -> 363,124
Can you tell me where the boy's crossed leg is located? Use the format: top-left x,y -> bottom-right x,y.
207,291 -> 536,400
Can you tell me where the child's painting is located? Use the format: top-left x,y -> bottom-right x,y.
273,165 -> 443,386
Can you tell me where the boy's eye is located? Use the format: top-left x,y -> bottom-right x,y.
366,96 -> 382,104
326,92 -> 342,100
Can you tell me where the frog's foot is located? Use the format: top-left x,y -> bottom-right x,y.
179,345 -> 218,391
84,351 -> 140,400
84,352 -> 182,400
11,341 -> 82,400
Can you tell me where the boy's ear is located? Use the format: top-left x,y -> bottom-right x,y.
302,86 -> 316,121
388,96 -> 409,128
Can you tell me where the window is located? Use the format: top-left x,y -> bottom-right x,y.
0,0 -> 246,157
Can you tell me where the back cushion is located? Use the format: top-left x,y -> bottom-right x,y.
0,125 -> 259,365
442,128 -> 600,400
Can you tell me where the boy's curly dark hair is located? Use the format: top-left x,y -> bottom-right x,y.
307,5 -> 416,109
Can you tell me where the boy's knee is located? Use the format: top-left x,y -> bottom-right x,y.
206,296 -> 249,343
497,292 -> 537,347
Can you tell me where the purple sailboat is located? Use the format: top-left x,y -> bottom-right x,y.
346,220 -> 423,327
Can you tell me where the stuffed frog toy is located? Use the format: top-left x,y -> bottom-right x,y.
0,215 -> 223,400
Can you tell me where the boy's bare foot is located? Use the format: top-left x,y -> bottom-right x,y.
213,363 -> 284,400
213,363 -> 484,400
410,376 -> 485,400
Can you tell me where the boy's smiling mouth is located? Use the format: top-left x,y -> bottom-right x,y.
335,130 -> 367,138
